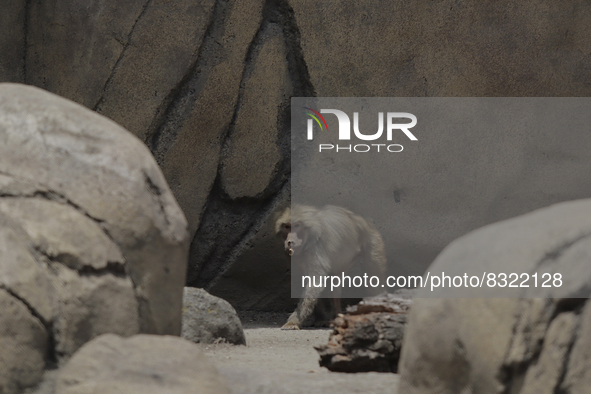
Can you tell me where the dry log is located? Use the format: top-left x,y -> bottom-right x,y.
315,291 -> 412,373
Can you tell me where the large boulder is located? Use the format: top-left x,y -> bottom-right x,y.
398,199 -> 591,393
0,84 -> 188,392
181,287 -> 246,345
55,334 -> 230,394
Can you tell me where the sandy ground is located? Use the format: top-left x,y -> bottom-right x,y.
197,312 -> 400,394
27,312 -> 399,393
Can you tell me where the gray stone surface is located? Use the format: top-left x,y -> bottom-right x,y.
22,370 -> 57,394
398,199 -> 591,393
0,214 -> 56,325
26,0 -> 147,109
0,83 -> 189,335
560,300 -> 591,392
220,25 -> 290,200
158,0 -> 279,292
0,198 -> 124,272
0,197 -> 139,364
181,287 -> 246,345
291,0 -> 591,97
0,84 -> 189,390
52,264 -> 139,360
0,0 -> 24,83
520,312 -> 577,394
0,288 -> 47,394
55,334 -> 231,394
93,0 -> 216,140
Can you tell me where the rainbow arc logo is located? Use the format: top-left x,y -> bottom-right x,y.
303,107 -> 328,136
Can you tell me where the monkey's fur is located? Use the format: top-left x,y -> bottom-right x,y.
276,204 -> 386,330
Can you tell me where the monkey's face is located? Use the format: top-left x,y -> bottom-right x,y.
281,222 -> 306,256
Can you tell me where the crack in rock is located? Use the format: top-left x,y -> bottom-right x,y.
536,231 -> 591,269
92,0 -> 155,112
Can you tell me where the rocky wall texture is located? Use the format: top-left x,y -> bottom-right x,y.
2,0 -> 591,311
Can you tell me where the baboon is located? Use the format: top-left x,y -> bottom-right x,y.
275,204 -> 387,330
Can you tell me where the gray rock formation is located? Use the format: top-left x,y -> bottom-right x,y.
0,287 -> 47,394
398,199 -> 591,393
0,84 -> 188,392
2,1 -> 591,314
181,287 -> 246,345
55,334 -> 230,394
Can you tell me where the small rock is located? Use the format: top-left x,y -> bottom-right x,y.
181,287 -> 246,345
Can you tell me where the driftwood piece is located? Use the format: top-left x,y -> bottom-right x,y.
315,291 -> 412,373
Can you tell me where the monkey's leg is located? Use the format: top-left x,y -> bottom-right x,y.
282,286 -> 324,330
366,233 -> 387,296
